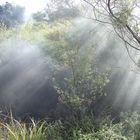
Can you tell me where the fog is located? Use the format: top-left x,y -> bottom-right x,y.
0,18 -> 139,120
0,0 -> 139,121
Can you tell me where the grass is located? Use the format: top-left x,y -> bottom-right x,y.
0,119 -> 47,140
0,112 -> 140,140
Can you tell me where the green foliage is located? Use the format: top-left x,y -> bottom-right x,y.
111,0 -> 134,28
44,21 -> 110,116
119,112 -> 140,140
0,19 -> 110,118
20,20 -> 71,45
1,112 -> 140,140
0,24 -> 14,42
0,118 -> 47,140
22,19 -> 109,117
0,1 -> 140,139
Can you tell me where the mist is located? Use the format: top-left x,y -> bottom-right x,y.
0,0 -> 139,122
1,1 -> 140,139
0,19 -> 138,120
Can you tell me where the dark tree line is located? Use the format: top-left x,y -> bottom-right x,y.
32,0 -> 80,22
0,2 -> 24,28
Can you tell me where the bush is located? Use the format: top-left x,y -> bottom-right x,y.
42,20 -> 110,117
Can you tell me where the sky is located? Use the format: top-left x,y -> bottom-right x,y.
0,0 -> 48,18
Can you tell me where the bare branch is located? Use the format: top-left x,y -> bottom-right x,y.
82,0 -> 140,51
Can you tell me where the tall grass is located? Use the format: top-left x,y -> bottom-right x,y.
0,115 -> 47,140
0,112 -> 140,140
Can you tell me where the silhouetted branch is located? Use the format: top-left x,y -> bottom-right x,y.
82,0 -> 140,51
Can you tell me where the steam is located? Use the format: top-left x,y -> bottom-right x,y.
0,37 -> 58,117
72,18 -> 140,111
0,17 -> 140,119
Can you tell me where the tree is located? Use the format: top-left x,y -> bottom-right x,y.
40,21 -> 110,117
82,0 -> 140,56
32,11 -> 46,22
33,0 -> 80,22
0,2 -> 24,28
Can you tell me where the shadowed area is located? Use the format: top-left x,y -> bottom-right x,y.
0,38 -> 58,119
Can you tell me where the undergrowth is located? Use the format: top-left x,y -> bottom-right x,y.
0,112 -> 140,140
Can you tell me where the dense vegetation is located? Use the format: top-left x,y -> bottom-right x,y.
1,112 -> 140,140
0,0 -> 140,140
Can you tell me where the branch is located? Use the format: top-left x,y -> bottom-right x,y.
107,0 -> 140,48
